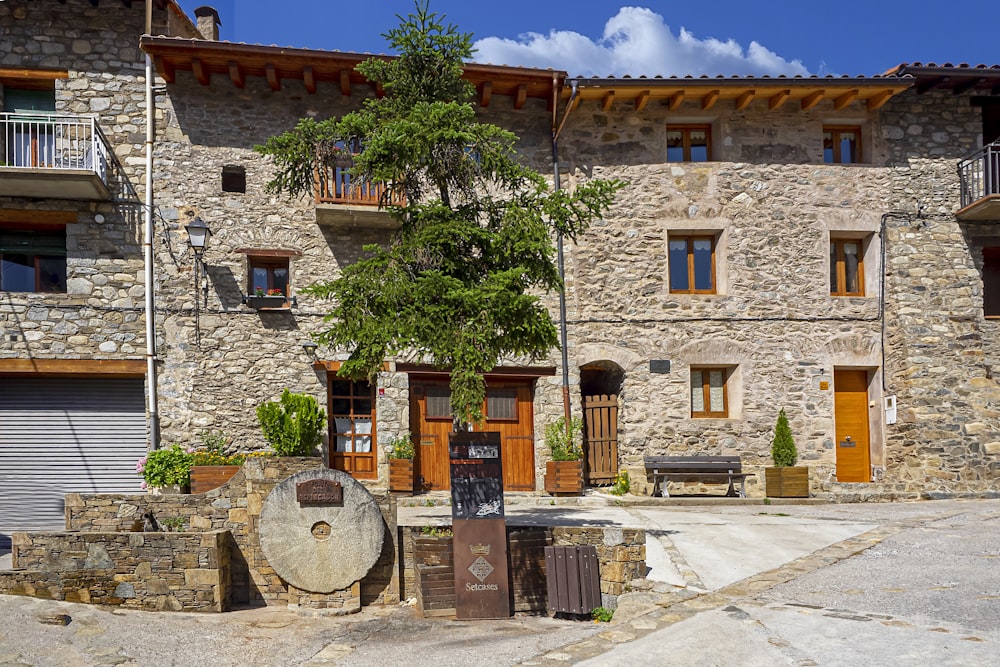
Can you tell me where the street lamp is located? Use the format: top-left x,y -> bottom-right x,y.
185,217 -> 211,309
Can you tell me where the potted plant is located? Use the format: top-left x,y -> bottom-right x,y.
765,408 -> 809,498
244,287 -> 292,310
136,443 -> 193,494
387,432 -> 415,494
188,430 -> 245,494
543,417 -> 584,495
256,389 -> 326,456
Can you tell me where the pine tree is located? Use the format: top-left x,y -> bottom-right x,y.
256,1 -> 621,422
770,408 -> 798,467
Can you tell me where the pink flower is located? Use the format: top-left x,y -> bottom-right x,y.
140,481 -> 147,490
186,446 -> 196,454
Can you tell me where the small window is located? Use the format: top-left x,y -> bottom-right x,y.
830,237 -> 864,296
691,367 -> 729,418
668,235 -> 716,294
666,124 -> 711,162
221,165 -> 246,193
330,379 -> 374,454
984,247 -> 1000,317
823,126 -> 861,164
248,256 -> 288,298
425,385 -> 452,420
0,226 -> 67,293
486,389 -> 517,421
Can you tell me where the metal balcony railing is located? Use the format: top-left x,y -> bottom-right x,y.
1,112 -> 135,201
958,141 -> 1000,209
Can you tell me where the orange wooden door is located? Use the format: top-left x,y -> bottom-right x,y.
834,370 -> 871,482
410,382 -> 453,491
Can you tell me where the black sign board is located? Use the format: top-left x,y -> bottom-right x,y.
449,432 -> 504,520
649,360 -> 671,374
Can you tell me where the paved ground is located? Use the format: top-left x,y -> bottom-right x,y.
1,497 -> 998,666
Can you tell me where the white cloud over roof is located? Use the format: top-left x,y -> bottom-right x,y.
473,6 -> 810,77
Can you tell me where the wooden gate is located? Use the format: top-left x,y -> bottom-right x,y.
582,394 -> 618,485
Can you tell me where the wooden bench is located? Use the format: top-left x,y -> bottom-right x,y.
644,455 -> 754,498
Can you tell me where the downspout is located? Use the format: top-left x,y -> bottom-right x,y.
144,0 -> 159,449
552,77 -> 579,431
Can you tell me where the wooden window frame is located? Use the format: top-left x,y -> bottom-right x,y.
823,125 -> 862,164
830,237 -> 865,297
329,378 -> 377,479
247,255 -> 289,296
485,387 -> 518,422
666,124 -> 712,162
424,384 -> 453,421
0,223 -> 66,293
690,367 -> 729,418
668,235 -> 717,294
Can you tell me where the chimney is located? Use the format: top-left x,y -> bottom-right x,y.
193,6 -> 221,41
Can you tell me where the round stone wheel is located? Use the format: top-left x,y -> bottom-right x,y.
259,468 -> 385,593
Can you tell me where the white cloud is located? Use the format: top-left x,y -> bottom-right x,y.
473,6 -> 810,77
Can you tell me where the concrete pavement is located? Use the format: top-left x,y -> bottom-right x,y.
0,497 -> 997,665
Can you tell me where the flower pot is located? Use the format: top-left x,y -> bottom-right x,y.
544,460 -> 584,495
388,458 -> 415,494
765,466 -> 810,498
148,484 -> 189,495
190,465 -> 241,494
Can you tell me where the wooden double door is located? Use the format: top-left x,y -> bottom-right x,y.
409,377 -> 536,491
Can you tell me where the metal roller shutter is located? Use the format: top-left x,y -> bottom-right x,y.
0,377 -> 147,544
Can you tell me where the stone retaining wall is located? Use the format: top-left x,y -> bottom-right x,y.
1,530 -> 229,612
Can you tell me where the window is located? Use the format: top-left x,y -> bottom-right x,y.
983,247 -> 1000,317
0,226 -> 66,292
823,126 -> 861,164
329,378 -> 377,479
691,367 -> 729,418
830,237 -> 864,296
669,235 -> 716,293
666,124 -> 711,162
221,165 -> 246,193
248,256 -> 288,298
486,388 -> 517,421
425,385 -> 452,420
4,86 -> 57,168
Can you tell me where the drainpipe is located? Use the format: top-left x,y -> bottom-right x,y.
144,0 -> 159,449
552,78 -> 579,431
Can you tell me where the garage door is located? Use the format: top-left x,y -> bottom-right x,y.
0,377 -> 147,544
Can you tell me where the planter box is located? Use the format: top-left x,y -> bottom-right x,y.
765,466 -> 810,498
413,535 -> 454,618
544,460 -> 584,495
190,465 -> 241,494
388,458 -> 414,494
148,484 -> 189,495
243,295 -> 293,310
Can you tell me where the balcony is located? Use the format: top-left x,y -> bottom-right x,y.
0,113 -> 134,202
957,141 -> 1000,221
313,159 -> 403,229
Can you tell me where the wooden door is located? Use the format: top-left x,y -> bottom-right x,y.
583,394 -> 618,485
834,370 -> 871,482
410,379 -> 536,491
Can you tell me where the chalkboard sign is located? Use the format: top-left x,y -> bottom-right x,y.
450,432 -> 504,520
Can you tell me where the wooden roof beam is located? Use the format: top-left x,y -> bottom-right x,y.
303,65 -> 316,94
514,84 -> 527,110
867,89 -> 894,111
228,61 -> 244,89
634,90 -> 650,112
668,91 -> 684,111
265,63 -> 280,91
191,58 -> 209,85
601,90 -> 615,111
701,89 -> 719,110
833,89 -> 858,110
153,55 -> 175,84
478,81 -> 492,108
953,77 -> 986,95
769,89 -> 790,110
735,89 -> 755,111
339,69 -> 351,96
801,90 -> 825,111
916,76 -> 948,94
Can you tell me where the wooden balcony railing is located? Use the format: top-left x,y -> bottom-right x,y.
313,159 -> 404,207
957,141 -> 1000,220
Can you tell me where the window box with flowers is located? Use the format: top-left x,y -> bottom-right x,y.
244,287 -> 296,310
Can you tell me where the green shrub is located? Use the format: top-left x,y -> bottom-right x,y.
137,444 -> 193,489
770,408 -> 798,467
544,417 -> 583,461
591,606 -> 614,622
199,429 -> 229,454
256,389 -> 327,456
609,469 -> 631,496
388,432 -> 415,460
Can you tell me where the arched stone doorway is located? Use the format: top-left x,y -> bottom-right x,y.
579,361 -> 624,486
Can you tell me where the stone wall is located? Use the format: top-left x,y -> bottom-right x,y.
1,529 -> 229,612
65,457 -> 398,610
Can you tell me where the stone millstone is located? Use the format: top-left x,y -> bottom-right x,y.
259,468 -> 385,593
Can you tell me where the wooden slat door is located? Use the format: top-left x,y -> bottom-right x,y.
410,382 -> 453,491
834,370 -> 871,482
485,381 -> 536,491
583,394 -> 618,484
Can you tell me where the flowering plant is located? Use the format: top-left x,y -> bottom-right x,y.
267,288 -> 284,296
136,444 -> 194,489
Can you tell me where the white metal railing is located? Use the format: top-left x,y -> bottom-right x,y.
1,112 -> 135,201
958,141 -> 1000,209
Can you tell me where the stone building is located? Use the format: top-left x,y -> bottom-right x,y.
2,1 -> 1000,537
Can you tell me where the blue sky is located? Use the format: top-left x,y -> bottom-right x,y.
176,1 -> 996,77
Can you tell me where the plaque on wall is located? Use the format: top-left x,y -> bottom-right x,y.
649,360 -> 671,374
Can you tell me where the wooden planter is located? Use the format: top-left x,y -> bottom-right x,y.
544,460 -> 584,495
413,534 -> 454,617
388,458 -> 415,494
765,466 -> 810,498
190,465 -> 241,494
